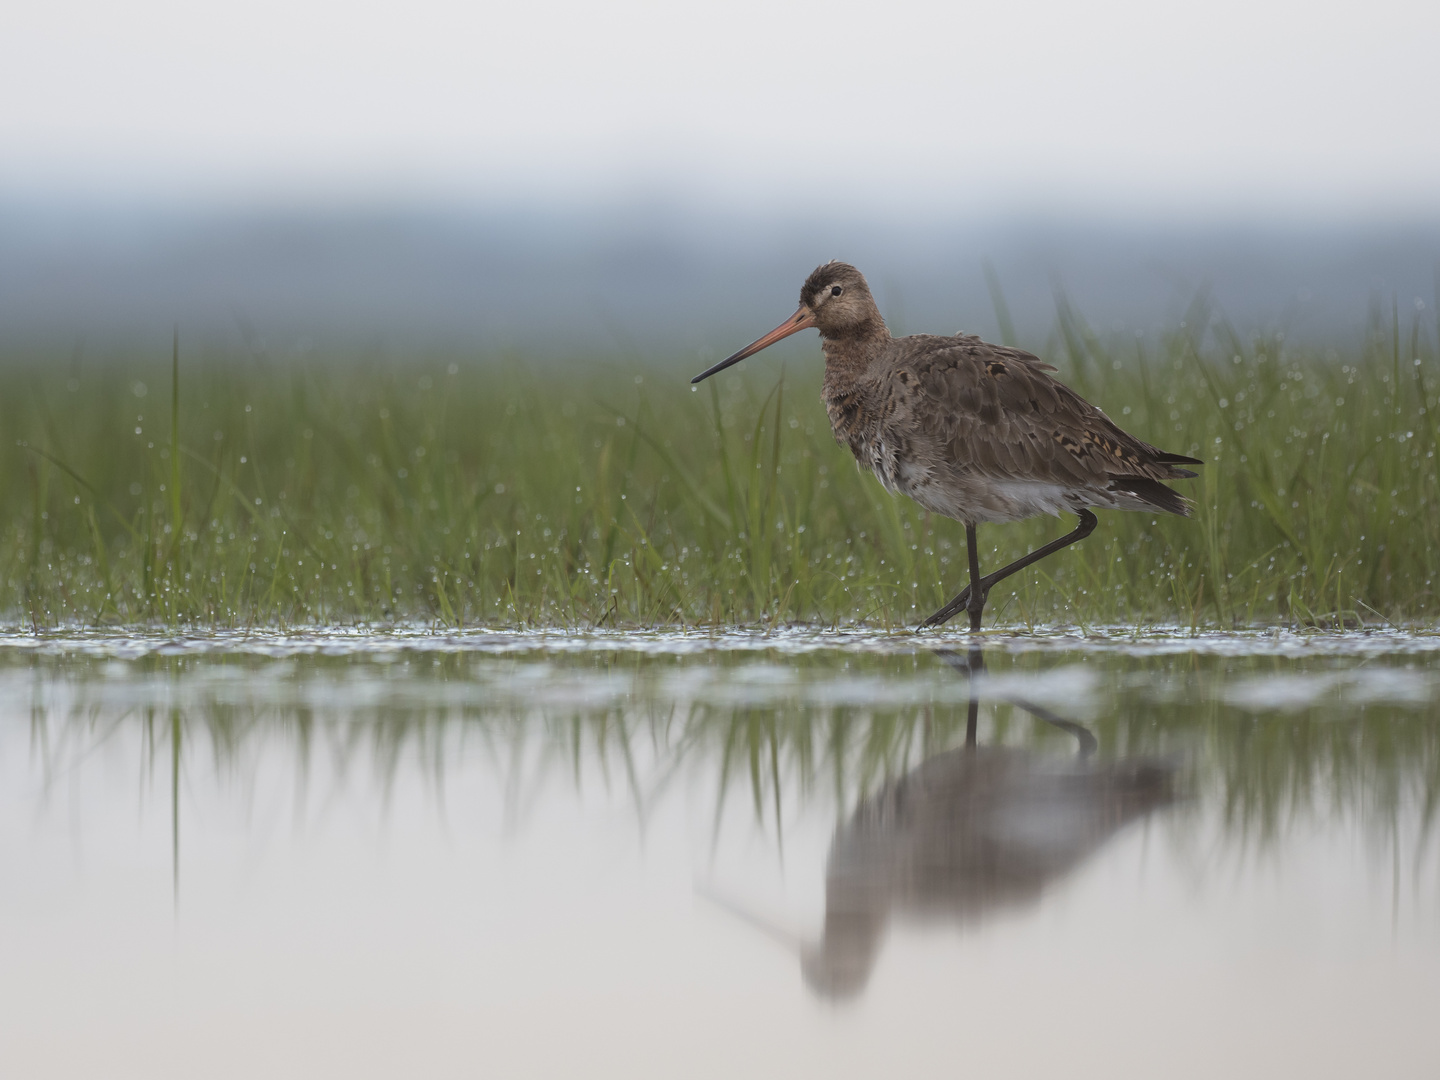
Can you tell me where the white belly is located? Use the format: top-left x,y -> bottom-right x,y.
901,475 -> 1088,525
856,437 -> 1099,525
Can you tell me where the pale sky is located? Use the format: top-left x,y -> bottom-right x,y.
4,0 -> 1439,215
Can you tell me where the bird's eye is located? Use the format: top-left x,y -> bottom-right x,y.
830,285 -> 842,297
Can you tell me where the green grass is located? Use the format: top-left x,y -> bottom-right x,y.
3,296 -> 1437,628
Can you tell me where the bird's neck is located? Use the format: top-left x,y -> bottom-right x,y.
820,316 -> 889,387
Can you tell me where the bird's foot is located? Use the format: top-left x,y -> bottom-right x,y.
921,585 -> 972,629
920,581 -> 991,631
965,585 -> 990,632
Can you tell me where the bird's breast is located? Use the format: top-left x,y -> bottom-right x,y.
825,388 -> 897,478
823,386 -> 867,445
835,423 -> 932,508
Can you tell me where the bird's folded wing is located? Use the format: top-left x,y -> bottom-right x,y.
902,341 -> 1180,488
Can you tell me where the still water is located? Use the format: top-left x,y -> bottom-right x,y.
3,628 -> 1439,1079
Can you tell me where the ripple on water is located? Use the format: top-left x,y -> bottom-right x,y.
0,623 -> 1438,661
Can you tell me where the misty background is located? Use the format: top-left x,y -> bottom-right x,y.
3,0 -> 1438,363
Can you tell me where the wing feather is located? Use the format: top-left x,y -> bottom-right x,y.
882,336 -> 1196,491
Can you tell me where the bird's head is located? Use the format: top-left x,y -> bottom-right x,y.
797,261 -> 879,337
691,260 -> 884,384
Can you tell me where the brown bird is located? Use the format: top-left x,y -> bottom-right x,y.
691,261 -> 1202,630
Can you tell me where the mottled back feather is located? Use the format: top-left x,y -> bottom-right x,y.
822,331 -> 1201,524
910,336 -> 1194,484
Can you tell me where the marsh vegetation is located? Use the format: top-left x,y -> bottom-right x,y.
4,297 -> 1436,628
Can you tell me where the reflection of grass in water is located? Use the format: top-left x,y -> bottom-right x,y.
1075,664 -> 1440,882
3,294 -> 1437,627
18,652 -> 1440,872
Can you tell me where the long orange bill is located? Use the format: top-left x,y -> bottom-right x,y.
691,305 -> 817,384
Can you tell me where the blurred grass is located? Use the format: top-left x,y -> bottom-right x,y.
2,294 -> 1437,628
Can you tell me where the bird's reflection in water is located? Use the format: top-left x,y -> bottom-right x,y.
802,647 -> 1175,1000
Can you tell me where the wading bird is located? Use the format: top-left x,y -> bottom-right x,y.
691,262 -> 1202,630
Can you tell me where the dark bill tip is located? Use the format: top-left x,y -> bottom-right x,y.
690,305 -> 816,384
691,350 -> 747,384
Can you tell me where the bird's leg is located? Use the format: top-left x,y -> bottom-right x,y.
972,509 -> 1098,601
922,523 -> 986,630
921,510 -> 1099,630
965,523 -> 986,632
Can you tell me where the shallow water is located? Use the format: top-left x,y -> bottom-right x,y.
3,628 -> 1439,1079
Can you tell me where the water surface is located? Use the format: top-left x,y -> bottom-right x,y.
3,628 -> 1438,1078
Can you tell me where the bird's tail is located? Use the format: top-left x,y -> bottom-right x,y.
1155,451 -> 1203,477
1107,475 -> 1192,516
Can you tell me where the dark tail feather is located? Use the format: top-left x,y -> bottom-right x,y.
1108,475 -> 1191,517
1156,450 -> 1204,473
